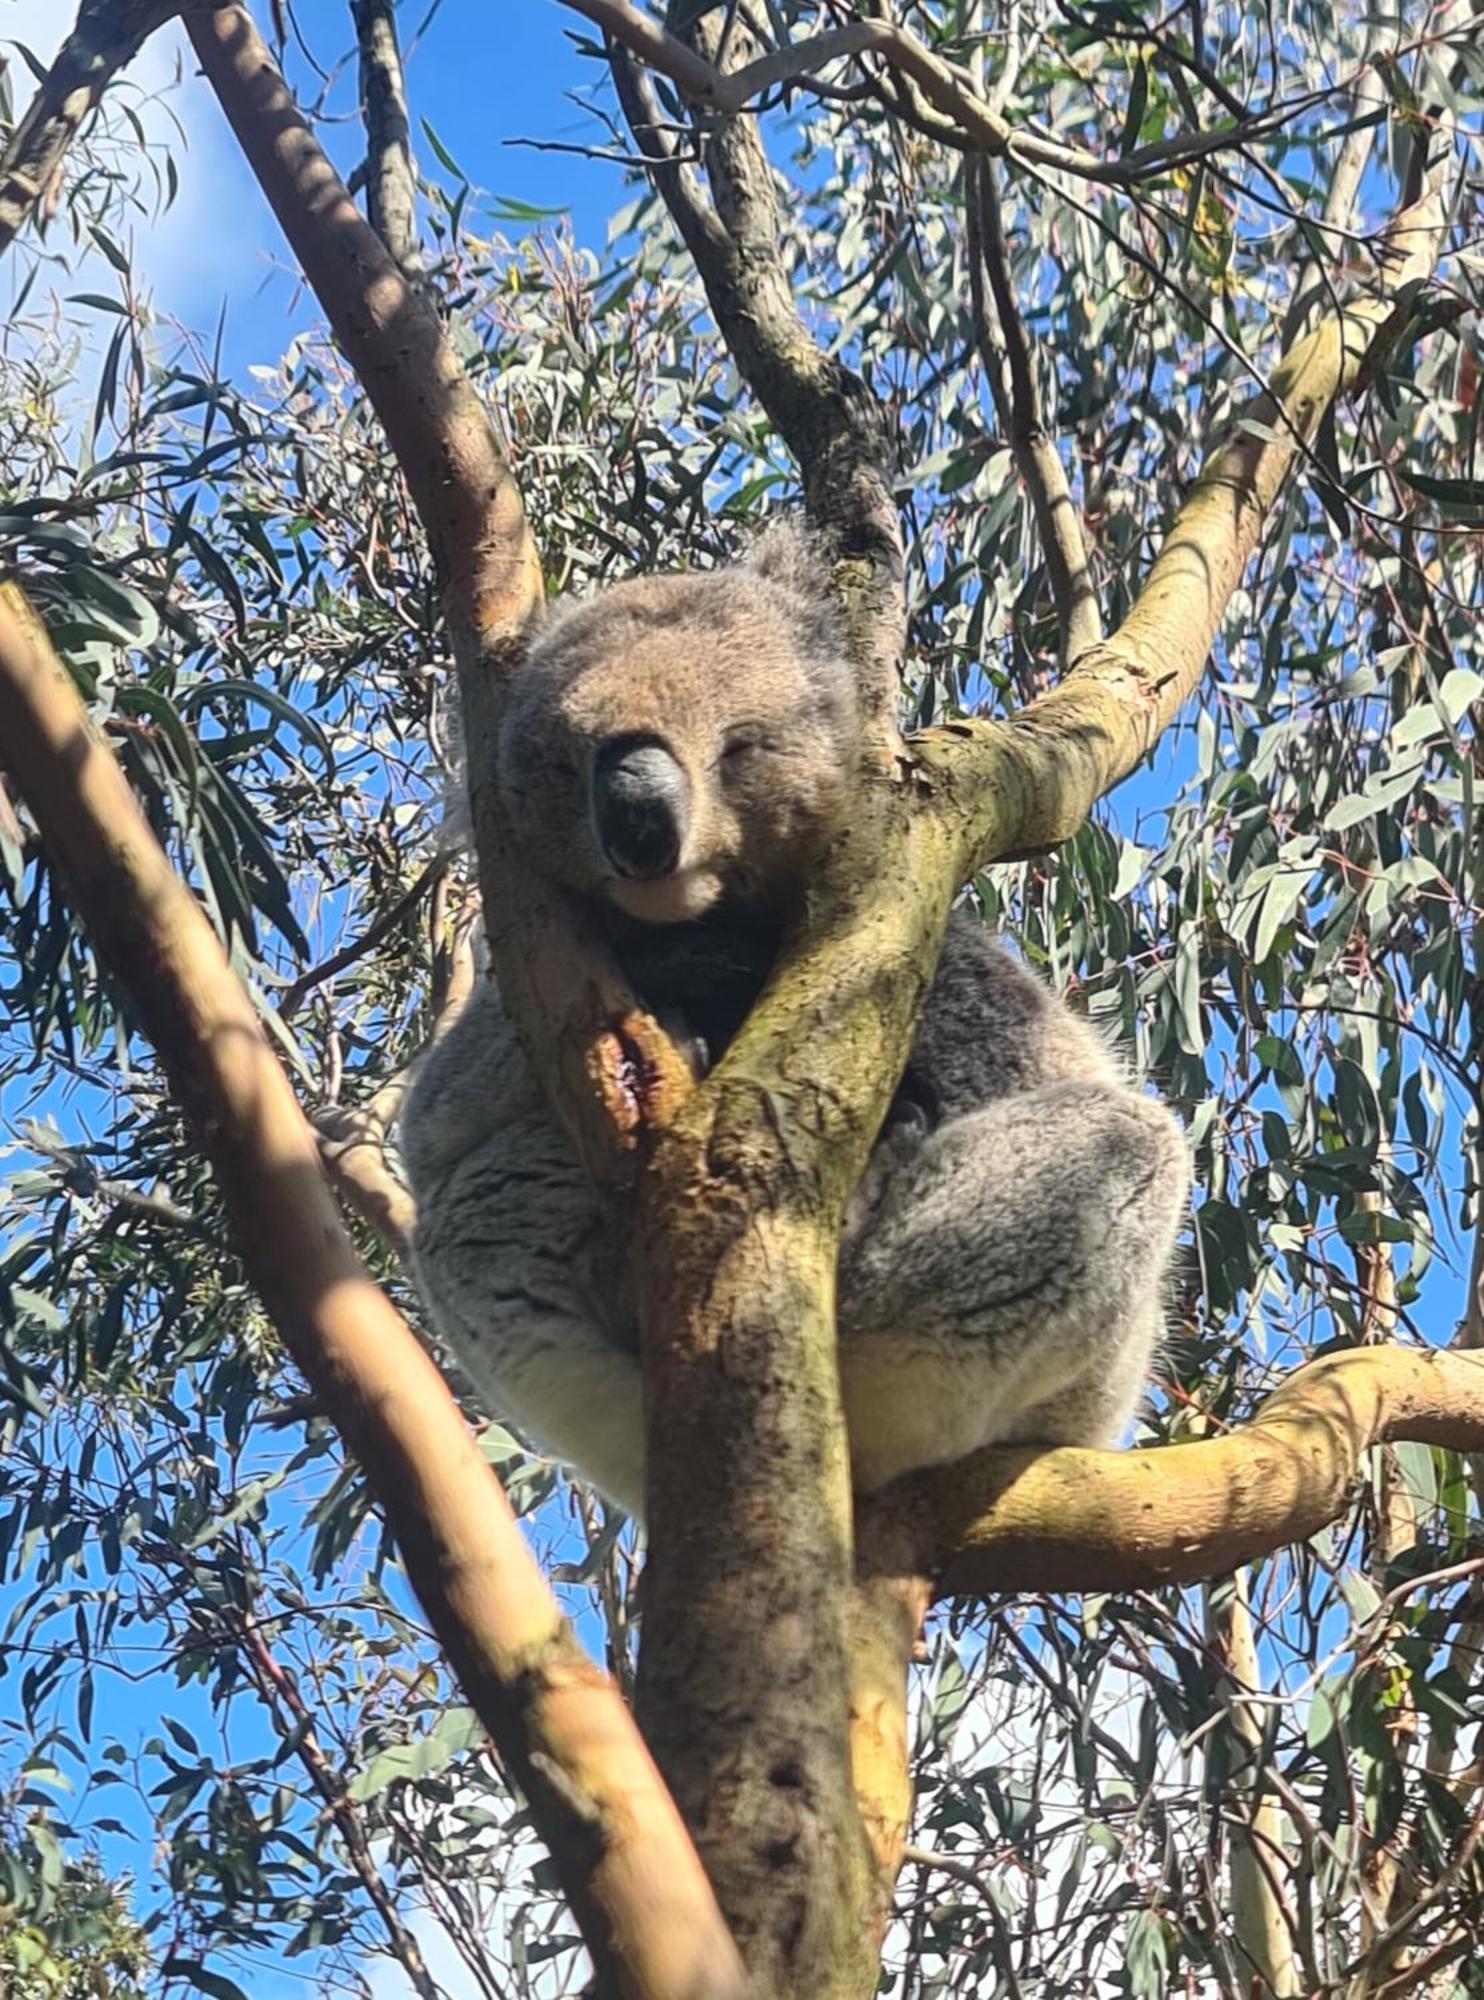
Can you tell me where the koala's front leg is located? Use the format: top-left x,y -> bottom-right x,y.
401,993 -> 648,1519
836,1081 -> 1188,1492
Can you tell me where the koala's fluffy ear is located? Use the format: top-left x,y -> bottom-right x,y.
743,520 -> 843,667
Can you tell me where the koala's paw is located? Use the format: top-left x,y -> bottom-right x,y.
656,1008 -> 711,1081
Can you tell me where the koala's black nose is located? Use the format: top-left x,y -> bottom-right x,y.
593,738 -> 687,880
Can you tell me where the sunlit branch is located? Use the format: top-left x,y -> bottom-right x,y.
0,579 -> 748,2000
870,1346 -> 1484,1598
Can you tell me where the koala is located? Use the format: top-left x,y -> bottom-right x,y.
399,526 -> 1189,1520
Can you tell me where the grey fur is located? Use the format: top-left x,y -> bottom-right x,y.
401,527 -> 1189,1519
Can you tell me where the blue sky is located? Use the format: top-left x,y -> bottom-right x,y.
5,0 -> 632,386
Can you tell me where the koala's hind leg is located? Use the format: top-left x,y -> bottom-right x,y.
837,1081 -> 1188,1492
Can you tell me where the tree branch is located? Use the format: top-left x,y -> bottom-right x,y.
926,156 -> 1453,882
350,0 -> 420,276
0,0 -> 182,256
965,156 -> 1101,669
861,1346 -> 1484,1598
0,581 -> 747,2000
610,30 -> 903,719
611,14 -> 906,1990
280,854 -> 447,1020
1205,1572 -> 1300,1998
570,0 -> 1413,188
184,3 -> 691,1197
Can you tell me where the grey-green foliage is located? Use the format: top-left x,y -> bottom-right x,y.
0,1 -> 1482,1995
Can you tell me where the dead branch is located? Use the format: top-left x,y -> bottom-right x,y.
350,0 -> 420,276
0,580 -> 748,2000
965,156 -> 1101,668
0,0 -> 182,256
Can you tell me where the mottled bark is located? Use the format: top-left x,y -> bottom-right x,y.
351,0 -> 420,275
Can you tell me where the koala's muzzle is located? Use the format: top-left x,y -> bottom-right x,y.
593,737 -> 687,879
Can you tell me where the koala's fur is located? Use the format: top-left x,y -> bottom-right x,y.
400,526 -> 1189,1518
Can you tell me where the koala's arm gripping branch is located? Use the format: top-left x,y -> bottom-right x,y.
874,1346 -> 1484,1598
0,583 -> 748,2000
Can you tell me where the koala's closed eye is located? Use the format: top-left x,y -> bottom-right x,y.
719,726 -> 773,769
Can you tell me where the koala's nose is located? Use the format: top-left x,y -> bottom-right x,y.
593,738 -> 687,880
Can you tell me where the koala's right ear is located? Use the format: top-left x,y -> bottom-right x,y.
744,520 -> 844,665
745,520 -> 825,595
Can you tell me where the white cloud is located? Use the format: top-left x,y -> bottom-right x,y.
3,2 -> 275,335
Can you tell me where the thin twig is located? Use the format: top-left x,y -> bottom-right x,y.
965,156 -> 1101,667
280,855 -> 448,1020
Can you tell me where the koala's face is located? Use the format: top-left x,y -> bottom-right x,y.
496,543 -> 859,926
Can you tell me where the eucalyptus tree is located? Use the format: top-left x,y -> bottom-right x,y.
0,3 -> 1482,1997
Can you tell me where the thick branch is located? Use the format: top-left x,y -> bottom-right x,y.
860,1347 -> 1484,1597
926,161 -> 1452,878
0,0 -> 182,254
965,157 -> 1101,669
612,16 -> 904,1992
0,583 -> 747,2000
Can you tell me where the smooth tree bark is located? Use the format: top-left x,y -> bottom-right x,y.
0,584 -> 748,2000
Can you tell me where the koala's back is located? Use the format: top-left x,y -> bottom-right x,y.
908,912 -> 1120,1121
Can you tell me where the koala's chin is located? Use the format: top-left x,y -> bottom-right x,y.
606,867 -> 723,926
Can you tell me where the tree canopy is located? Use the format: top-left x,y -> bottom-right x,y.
0,3 -> 1482,1996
